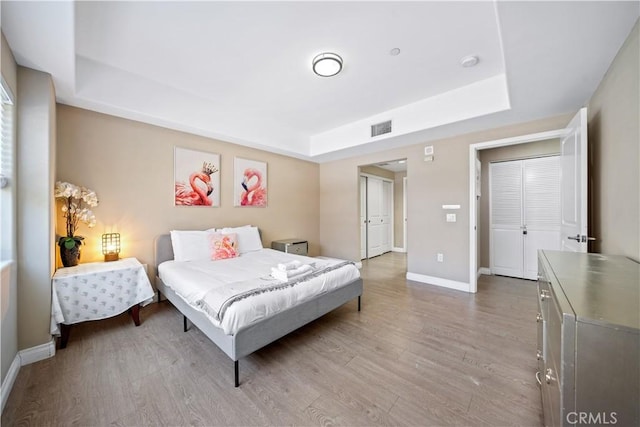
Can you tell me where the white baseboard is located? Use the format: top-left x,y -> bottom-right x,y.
19,339 -> 55,366
406,272 -> 470,293
1,339 -> 55,414
392,247 -> 406,253
1,355 -> 20,413
477,267 -> 491,279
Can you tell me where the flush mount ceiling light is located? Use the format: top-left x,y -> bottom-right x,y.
312,52 -> 343,77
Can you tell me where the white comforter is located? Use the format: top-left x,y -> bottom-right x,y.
158,249 -> 360,335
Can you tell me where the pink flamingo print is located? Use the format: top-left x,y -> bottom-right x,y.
240,168 -> 267,206
175,162 -> 218,206
212,235 -> 238,259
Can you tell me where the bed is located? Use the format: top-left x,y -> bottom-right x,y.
154,229 -> 363,387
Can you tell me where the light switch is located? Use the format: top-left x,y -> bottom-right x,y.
446,213 -> 456,222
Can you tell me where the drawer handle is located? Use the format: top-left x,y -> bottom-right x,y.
536,313 -> 542,322
545,368 -> 555,384
535,371 -> 542,386
540,290 -> 550,301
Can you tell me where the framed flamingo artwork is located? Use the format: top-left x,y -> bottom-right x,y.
234,157 -> 267,207
174,147 -> 220,207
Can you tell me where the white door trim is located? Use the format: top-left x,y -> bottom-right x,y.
469,129 -> 567,293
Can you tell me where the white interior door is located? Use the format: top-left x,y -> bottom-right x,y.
523,156 -> 561,279
367,177 -> 383,258
560,108 -> 589,252
491,156 -> 561,280
490,161 -> 524,277
360,176 -> 367,260
381,180 -> 392,253
403,177 -> 407,251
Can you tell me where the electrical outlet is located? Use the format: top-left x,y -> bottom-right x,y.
437,253 -> 444,262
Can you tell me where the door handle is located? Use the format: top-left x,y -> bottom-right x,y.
545,368 -> 555,384
568,234 -> 597,242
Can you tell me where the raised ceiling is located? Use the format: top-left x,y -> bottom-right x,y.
2,1 -> 638,162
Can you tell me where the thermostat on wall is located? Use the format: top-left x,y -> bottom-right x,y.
424,146 -> 434,156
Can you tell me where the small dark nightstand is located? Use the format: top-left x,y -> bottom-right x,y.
271,239 -> 308,256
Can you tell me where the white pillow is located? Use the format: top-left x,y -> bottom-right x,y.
170,230 -> 212,261
219,226 -> 262,254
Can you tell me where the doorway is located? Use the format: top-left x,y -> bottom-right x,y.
469,108 -> 588,293
469,130 -> 566,292
359,159 -> 407,259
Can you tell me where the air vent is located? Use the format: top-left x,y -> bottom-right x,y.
371,120 -> 392,137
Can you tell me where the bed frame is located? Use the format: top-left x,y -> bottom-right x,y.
153,234 -> 363,387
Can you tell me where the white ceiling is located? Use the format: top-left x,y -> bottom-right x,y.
2,1 -> 638,162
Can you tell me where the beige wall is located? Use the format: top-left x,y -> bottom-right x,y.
320,114 -> 572,283
17,67 -> 57,350
1,30 -> 18,386
478,139 -> 560,269
588,20 -> 639,262
56,106 -> 320,277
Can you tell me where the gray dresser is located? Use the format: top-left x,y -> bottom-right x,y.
537,250 -> 639,427
271,238 -> 308,256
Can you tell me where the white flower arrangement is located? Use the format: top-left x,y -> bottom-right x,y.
54,181 -> 99,249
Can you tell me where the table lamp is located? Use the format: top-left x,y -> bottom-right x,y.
102,233 -> 120,262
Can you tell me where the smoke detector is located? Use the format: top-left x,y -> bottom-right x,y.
460,55 -> 479,68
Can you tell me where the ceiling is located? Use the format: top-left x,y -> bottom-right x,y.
2,1 -> 638,162
373,159 -> 407,173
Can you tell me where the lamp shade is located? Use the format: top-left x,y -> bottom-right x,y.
102,233 -> 120,262
312,53 -> 343,77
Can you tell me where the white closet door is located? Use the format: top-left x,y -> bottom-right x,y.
381,180 -> 392,253
367,177 -> 383,258
360,176 -> 367,260
523,156 -> 561,279
490,161 -> 524,278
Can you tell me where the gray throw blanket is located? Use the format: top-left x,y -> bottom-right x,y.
197,261 -> 354,322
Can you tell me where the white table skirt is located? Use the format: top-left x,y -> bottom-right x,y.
51,257 -> 154,335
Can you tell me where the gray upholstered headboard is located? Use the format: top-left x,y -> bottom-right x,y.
154,234 -> 174,269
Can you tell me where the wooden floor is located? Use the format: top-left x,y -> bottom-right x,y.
2,252 -> 543,426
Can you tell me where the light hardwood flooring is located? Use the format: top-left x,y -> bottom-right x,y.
2,252 -> 543,426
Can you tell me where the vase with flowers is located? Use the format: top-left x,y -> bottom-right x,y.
55,181 -> 98,267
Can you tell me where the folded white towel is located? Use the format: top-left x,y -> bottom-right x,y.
277,260 -> 303,271
271,264 -> 313,281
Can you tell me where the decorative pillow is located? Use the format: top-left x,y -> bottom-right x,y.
170,230 -> 212,262
219,226 -> 262,254
209,233 -> 239,260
